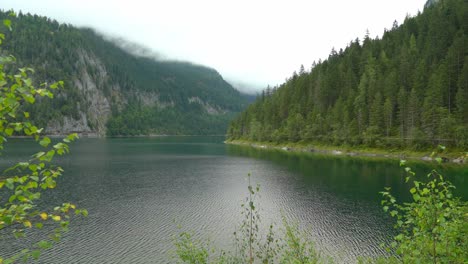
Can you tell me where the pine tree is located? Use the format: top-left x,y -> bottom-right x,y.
383,97 -> 394,137
397,87 -> 408,139
369,92 -> 384,132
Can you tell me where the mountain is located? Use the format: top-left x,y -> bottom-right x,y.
0,11 -> 251,136
227,0 -> 467,150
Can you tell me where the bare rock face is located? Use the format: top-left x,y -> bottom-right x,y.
136,91 -> 174,109
45,49 -> 182,136
45,112 -> 95,136
73,72 -> 111,135
188,96 -> 224,115
46,50 -> 115,136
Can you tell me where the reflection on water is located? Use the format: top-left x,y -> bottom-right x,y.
0,137 -> 466,263
226,144 -> 468,201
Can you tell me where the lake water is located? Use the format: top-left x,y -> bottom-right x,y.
0,137 -> 466,263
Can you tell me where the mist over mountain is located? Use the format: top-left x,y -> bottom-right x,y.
0,10 -> 251,136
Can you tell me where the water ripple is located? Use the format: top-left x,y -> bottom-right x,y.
0,138 -> 414,263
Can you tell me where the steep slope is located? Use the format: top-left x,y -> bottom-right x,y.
0,11 -> 250,136
228,0 -> 467,149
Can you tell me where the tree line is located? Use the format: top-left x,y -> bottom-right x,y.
0,10 -> 250,136
228,0 -> 468,150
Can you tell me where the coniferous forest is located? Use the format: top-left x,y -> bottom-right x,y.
0,11 -> 251,136
228,0 -> 468,150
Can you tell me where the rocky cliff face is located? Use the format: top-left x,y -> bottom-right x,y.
1,11 -> 250,136
43,49 -> 231,136
45,50 -> 116,136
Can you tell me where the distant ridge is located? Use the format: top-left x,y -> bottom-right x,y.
0,10 -> 251,136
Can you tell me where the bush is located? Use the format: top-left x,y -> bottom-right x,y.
380,147 -> 467,263
175,148 -> 467,263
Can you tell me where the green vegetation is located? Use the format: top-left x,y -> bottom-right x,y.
380,151 -> 467,263
227,139 -> 467,163
106,105 -> 237,136
174,150 -> 467,263
228,0 -> 468,151
0,16 -> 86,263
0,10 -> 250,136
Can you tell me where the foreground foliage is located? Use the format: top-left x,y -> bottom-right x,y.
175,152 -> 467,263
0,16 -> 86,263
380,149 -> 467,263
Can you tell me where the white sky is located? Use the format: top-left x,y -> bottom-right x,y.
1,0 -> 426,93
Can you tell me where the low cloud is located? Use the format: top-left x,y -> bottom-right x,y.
1,0 -> 426,94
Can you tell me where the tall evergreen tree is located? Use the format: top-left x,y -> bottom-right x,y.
228,0 -> 467,149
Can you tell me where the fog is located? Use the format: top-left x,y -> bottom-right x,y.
1,0 -> 426,93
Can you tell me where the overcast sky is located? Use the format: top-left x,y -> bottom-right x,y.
2,0 -> 426,93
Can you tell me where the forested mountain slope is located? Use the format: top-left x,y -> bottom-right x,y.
228,0 -> 467,150
0,10 -> 250,136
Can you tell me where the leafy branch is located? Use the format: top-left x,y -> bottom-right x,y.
0,16 -> 86,263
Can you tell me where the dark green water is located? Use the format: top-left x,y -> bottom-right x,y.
0,137 -> 466,263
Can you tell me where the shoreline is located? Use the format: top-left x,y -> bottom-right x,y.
225,140 -> 467,165
10,134 -> 226,138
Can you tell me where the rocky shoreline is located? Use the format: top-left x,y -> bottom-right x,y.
225,140 -> 467,165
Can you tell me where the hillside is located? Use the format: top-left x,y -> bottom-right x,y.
227,0 -> 467,150
0,11 -> 251,136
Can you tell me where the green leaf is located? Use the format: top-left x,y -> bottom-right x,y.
5,178 -> 14,190
3,19 -> 12,30
5,127 -> 13,136
34,152 -> 46,159
31,250 -> 41,260
45,177 -> 56,188
66,133 -> 79,142
9,194 -> 16,202
37,240 -> 52,250
29,164 -> 38,172
81,209 -> 88,217
14,123 -> 23,132
39,137 -> 51,147
23,94 -> 35,104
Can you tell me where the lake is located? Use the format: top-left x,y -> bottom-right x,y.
0,136 -> 466,263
